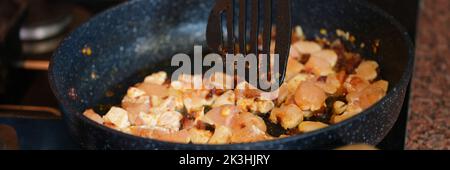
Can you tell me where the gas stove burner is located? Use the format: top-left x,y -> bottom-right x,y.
0,104 -> 61,119
17,1 -> 92,55
19,0 -> 72,41
18,2 -> 93,56
19,0 -> 73,42
20,34 -> 66,55
20,15 -> 72,42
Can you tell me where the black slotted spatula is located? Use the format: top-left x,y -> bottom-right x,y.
206,0 -> 292,92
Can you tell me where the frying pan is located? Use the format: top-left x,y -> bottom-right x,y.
48,0 -> 414,149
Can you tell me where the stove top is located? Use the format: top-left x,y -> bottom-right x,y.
0,0 -> 420,150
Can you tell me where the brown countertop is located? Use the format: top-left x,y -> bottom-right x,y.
406,0 -> 450,150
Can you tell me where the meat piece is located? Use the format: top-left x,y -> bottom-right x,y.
128,126 -> 156,137
136,109 -> 183,131
298,121 -> 329,133
170,74 -> 204,91
312,50 -> 338,67
183,90 -> 212,113
83,109 -> 104,124
242,88 -> 261,99
269,104 -> 303,129
136,82 -> 169,98
230,112 -> 269,143
156,111 -> 183,131
189,128 -> 212,144
144,71 -> 167,85
134,111 -> 158,127
181,117 -> 196,130
290,46 -> 301,60
204,72 -> 235,90
170,80 -> 185,90
355,60 -> 379,81
208,126 -> 232,144
314,73 -> 342,94
234,81 -> 278,101
149,128 -> 191,144
149,95 -> 162,107
234,82 -> 260,98
331,104 -> 362,124
305,50 -> 338,76
259,88 -> 281,101
233,112 -> 267,133
279,135 -> 290,138
292,41 -> 322,54
294,81 -> 327,111
231,124 -> 270,143
122,88 -> 150,125
334,80 -> 388,123
129,124 -> 192,142
371,80 -> 389,92
286,73 -> 315,94
276,84 -> 290,105
236,96 -> 274,114
333,101 -> 347,115
189,108 -> 205,124
202,105 -> 239,127
302,110 -> 314,118
348,80 -> 388,109
283,94 -> 296,106
344,75 -> 370,93
103,107 -> 130,129
285,58 -> 305,81
157,96 -> 184,112
255,100 -> 275,114
125,87 -> 146,98
212,90 -> 236,107
236,97 -> 257,113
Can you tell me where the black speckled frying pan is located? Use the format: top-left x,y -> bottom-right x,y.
48,0 -> 414,150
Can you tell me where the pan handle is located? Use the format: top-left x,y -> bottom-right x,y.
335,144 -> 379,150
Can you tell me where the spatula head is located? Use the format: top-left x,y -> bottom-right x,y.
206,0 -> 292,92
